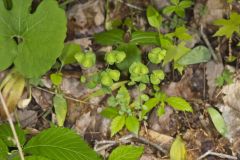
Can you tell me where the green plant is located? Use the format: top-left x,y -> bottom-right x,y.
0,124 -> 101,160
215,69 -> 234,87
163,0 -> 193,18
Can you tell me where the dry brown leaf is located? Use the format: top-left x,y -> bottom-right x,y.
206,61 -> 224,99
15,109 -> 38,128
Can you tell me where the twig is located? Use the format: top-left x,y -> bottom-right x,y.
134,135 -> 167,154
33,86 -> 99,106
198,150 -> 237,160
94,134 -> 167,154
0,92 -> 25,160
200,25 -> 220,63
117,0 -> 144,11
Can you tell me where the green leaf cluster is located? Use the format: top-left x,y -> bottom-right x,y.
215,69 -> 234,87
163,0 -> 193,17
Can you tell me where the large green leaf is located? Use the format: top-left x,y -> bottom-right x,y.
0,124 -> 26,147
94,29 -> 124,45
146,6 -> 162,29
207,107 -> 228,137
130,31 -> 159,45
166,97 -> 192,112
24,127 -> 101,160
14,156 -> 50,160
0,0 -> 67,78
108,145 -> 144,160
0,139 -> 8,160
178,46 -> 211,65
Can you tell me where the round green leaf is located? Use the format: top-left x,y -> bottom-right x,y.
148,48 -> 166,64
0,0 -> 67,78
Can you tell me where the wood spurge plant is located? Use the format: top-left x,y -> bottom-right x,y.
0,0 -> 238,159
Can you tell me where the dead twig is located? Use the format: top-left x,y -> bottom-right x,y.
198,150 -> 237,160
0,92 -> 25,160
33,86 -> 100,106
200,25 -> 221,63
94,134 -> 167,154
117,0 -> 144,11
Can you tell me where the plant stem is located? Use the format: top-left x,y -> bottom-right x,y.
0,92 -> 25,160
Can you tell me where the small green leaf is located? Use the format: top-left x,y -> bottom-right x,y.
116,44 -> 141,71
125,116 -> 140,134
60,43 -> 82,65
94,29 -> 124,45
166,97 -> 192,112
110,116 -> 126,136
177,46 -> 211,65
50,73 -> 63,86
163,6 -> 176,15
214,12 -> 240,38
0,139 -> 8,160
171,0 -> 179,5
130,31 -> 159,45
147,5 -> 162,29
148,48 -> 166,64
157,102 -> 165,117
0,124 -> 26,147
53,94 -> 67,127
179,1 -> 192,9
174,26 -> 192,41
170,136 -> 186,160
207,107 -> 228,137
142,98 -> 160,117
109,145 -> 144,160
101,107 -> 119,119
24,127 -> 101,160
101,71 -> 113,87
107,69 -> 120,81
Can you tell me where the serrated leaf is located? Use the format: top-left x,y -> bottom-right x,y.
130,31 -> 159,45
178,46 -> 211,65
94,29 -> 124,45
24,127 -> 101,160
214,12 -> 240,38
110,116 -> 125,136
0,139 -> 8,160
142,98 -> 160,117
170,136 -> 186,160
0,124 -> 26,147
14,156 -> 50,160
125,116 -> 140,135
207,107 -> 228,137
60,43 -> 82,65
109,145 -> 144,160
0,0 -> 67,78
147,6 -> 162,29
53,94 -> 67,127
101,107 -> 119,119
166,97 -> 192,112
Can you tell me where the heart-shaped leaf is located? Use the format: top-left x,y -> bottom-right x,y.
0,0 -> 67,78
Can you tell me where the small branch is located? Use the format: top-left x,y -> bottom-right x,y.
198,150 -> 237,160
0,92 -> 25,160
33,86 -> 99,106
94,134 -> 167,154
117,0 -> 144,11
200,25 -> 220,63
